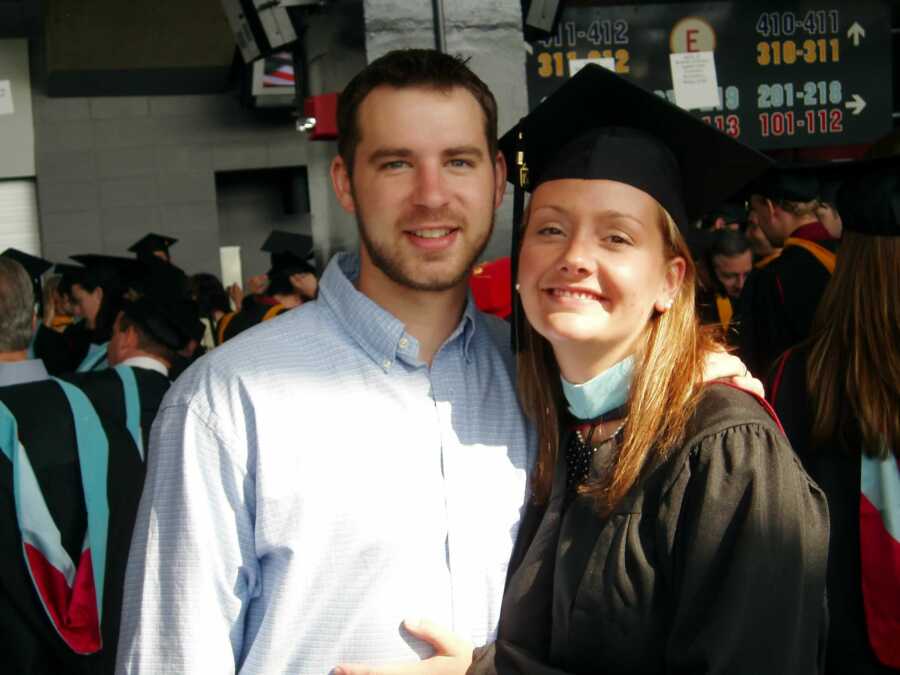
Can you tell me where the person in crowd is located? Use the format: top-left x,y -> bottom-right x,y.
189,272 -> 232,349
128,233 -> 177,265
697,229 -> 753,346
216,230 -> 318,343
746,207 -> 781,265
338,64 -> 827,675
701,200 -> 746,232
32,262 -> 93,375
0,277 -> 190,674
768,157 -> 900,675
740,165 -> 839,375
42,273 -> 76,333
117,49 -> 761,673
66,255 -> 133,372
0,256 -> 48,386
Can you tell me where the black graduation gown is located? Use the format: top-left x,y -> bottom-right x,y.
696,286 -> 742,348
738,226 -> 838,376
470,384 -> 829,675
768,346 -> 899,675
217,295 -> 289,343
32,321 -> 92,376
0,367 -> 169,675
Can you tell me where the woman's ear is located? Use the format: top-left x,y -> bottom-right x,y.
654,256 -> 686,313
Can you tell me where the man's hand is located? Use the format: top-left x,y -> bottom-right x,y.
702,349 -> 764,399
334,619 -> 472,675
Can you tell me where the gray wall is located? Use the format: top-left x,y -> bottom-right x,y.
31,2 -> 366,277
0,39 -> 36,179
31,0 -> 528,275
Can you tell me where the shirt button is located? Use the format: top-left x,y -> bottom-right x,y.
399,337 -> 409,349
383,359 -> 392,369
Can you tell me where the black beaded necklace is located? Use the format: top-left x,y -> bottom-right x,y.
565,404 -> 628,499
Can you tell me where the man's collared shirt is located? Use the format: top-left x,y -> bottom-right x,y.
117,355 -> 169,378
117,252 -> 535,674
0,359 -> 49,387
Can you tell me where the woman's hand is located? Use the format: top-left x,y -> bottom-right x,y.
701,349 -> 765,399
227,282 -> 244,310
334,619 -> 472,675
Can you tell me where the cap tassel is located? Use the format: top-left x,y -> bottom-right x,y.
511,124 -> 528,353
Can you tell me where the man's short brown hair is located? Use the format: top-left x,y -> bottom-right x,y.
118,313 -> 176,364
336,49 -> 499,175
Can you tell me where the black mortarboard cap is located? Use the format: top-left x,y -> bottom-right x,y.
498,64 -> 772,230
706,200 -> 748,228
128,233 -> 177,260
2,248 -> 52,284
69,254 -> 148,294
261,230 -> 316,274
747,164 -> 821,203
498,64 -> 772,350
121,294 -> 201,352
834,156 -> 900,237
52,262 -> 84,278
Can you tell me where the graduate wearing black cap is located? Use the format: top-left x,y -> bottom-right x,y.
768,157 -> 900,675
216,231 -> 317,344
0,247 -> 203,671
460,64 -> 828,675
128,233 -> 177,264
739,164 -> 840,376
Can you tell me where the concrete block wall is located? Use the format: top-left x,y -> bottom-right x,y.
31,0 -> 527,276
32,90 -> 313,275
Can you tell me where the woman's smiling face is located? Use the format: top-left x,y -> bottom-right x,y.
517,178 -> 683,366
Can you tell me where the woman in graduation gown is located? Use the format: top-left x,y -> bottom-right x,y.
336,65 -> 829,675
768,159 -> 900,674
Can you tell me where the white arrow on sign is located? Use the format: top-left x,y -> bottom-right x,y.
845,94 -> 867,115
847,22 -> 866,46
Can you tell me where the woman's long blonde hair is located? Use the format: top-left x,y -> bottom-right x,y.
517,205 -> 719,513
806,231 -> 900,458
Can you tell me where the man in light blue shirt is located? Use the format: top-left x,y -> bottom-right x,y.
117,49 -> 534,673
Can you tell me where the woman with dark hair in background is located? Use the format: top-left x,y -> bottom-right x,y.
769,159 -> 900,674
68,260 -> 126,371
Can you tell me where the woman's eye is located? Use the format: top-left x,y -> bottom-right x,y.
606,234 -> 631,245
536,225 -> 563,236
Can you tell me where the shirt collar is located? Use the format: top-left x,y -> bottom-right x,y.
318,252 -> 479,370
0,359 -> 49,387
118,355 -> 169,377
790,221 -> 834,242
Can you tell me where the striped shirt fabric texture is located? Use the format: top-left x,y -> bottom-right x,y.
116,252 -> 535,674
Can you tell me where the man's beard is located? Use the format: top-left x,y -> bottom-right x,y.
356,205 -> 494,293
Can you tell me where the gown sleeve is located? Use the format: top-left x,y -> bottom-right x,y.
660,421 -> 830,674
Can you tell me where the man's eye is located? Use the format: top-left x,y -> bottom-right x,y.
448,158 -> 474,168
382,160 -> 409,170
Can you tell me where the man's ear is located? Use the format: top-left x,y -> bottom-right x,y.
493,150 -> 508,210
330,156 -> 357,215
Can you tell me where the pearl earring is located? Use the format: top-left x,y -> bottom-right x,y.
515,283 -> 521,292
